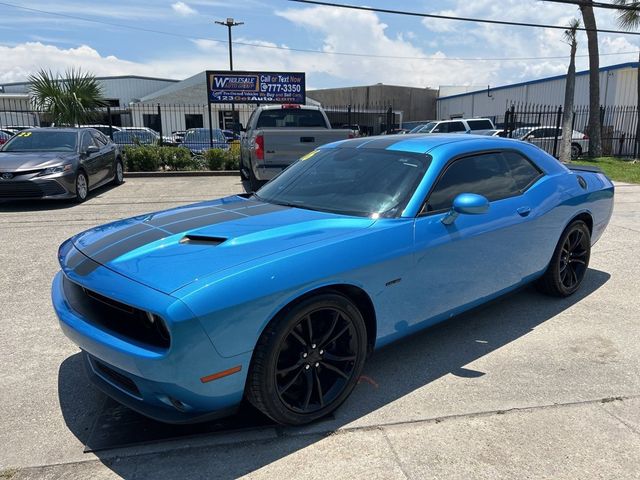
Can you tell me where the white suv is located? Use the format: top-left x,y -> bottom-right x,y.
413,118 -> 495,135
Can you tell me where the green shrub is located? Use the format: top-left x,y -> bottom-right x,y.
123,145 -> 160,172
224,143 -> 240,170
162,146 -> 192,171
205,148 -> 226,170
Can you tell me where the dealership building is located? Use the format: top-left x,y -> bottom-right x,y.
436,62 -> 640,121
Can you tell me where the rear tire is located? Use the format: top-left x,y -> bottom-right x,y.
246,293 -> 368,425
75,171 -> 89,203
571,143 -> 581,160
536,220 -> 591,297
239,154 -> 248,180
248,164 -> 263,192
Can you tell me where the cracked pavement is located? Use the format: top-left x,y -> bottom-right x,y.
1,177 -> 639,479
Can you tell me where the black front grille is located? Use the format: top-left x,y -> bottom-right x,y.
93,359 -> 141,397
62,276 -> 171,350
0,180 -> 66,198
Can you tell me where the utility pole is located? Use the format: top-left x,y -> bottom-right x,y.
215,18 -> 243,133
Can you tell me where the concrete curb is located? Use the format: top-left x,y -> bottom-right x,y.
125,170 -> 239,178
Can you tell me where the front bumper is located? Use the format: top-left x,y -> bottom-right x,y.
52,246 -> 251,423
0,171 -> 75,199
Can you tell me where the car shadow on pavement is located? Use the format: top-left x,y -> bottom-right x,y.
0,182 -> 121,212
57,268 -> 610,479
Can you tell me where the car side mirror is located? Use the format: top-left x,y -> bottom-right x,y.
85,145 -> 99,155
442,193 -> 489,225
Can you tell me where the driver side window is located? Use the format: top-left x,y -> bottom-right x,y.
423,152 -> 520,213
80,132 -> 94,151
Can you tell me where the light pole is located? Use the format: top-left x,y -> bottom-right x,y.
215,18 -> 243,133
215,18 -> 243,71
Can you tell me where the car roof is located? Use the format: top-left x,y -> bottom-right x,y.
23,127 -> 85,133
323,133 -> 522,154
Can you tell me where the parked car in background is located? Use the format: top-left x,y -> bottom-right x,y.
181,128 -> 229,155
1,128 -> 16,137
240,104 -> 352,190
382,128 -> 410,135
513,126 -> 588,160
0,131 -> 11,145
52,134 -> 613,426
4,125 -> 36,133
222,130 -> 240,142
339,124 -> 363,137
0,127 -> 123,202
408,123 -> 431,133
482,129 -> 505,137
112,130 -> 158,147
413,118 -> 496,135
80,125 -> 122,136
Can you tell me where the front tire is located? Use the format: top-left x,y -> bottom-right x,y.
75,170 -> 89,203
247,293 -> 368,425
537,220 -> 591,297
112,158 -> 124,185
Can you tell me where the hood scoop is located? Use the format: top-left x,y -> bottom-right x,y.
179,235 -> 227,246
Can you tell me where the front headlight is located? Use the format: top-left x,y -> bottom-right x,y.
40,164 -> 72,175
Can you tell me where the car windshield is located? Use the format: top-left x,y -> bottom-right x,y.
256,109 -> 326,128
1,130 -> 77,152
512,127 -> 535,139
417,122 -> 437,133
256,148 -> 431,217
184,130 -> 212,143
113,131 -> 156,144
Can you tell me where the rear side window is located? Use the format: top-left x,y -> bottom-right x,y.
467,119 -> 493,130
502,151 -> 542,191
423,151 -> 541,213
447,121 -> 467,132
256,109 -> 326,128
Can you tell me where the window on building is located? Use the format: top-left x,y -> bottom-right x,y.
143,114 -> 161,134
185,114 -> 204,130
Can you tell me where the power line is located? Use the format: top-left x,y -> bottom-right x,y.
544,0 -> 640,11
0,0 -> 637,63
288,0 -> 640,35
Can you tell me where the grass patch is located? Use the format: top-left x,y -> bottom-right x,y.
573,157 -> 640,184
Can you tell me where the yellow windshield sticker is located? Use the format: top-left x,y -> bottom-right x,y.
300,150 -> 318,161
17,131 -> 32,137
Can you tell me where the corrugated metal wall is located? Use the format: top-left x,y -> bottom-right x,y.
0,76 -> 177,106
437,63 -> 639,121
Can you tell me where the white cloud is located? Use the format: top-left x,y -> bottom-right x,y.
171,1 -> 197,16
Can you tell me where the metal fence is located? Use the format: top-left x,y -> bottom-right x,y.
500,103 -> 640,157
323,104 -> 401,135
0,98 -> 404,147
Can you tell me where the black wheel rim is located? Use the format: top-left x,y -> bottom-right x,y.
275,307 -> 359,414
559,228 -> 589,290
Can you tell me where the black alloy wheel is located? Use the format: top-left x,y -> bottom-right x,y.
247,293 -> 367,425
537,220 -> 591,297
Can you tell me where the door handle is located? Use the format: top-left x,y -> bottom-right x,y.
517,207 -> 531,217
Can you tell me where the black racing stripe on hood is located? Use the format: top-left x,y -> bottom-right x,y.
144,199 -> 268,227
89,229 -> 169,266
73,256 -> 103,277
162,210 -> 245,235
73,201 -> 291,271
79,223 -> 152,259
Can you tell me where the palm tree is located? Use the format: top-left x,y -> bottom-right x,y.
580,1 -> 603,157
28,69 -> 106,126
559,18 -> 580,163
612,0 -> 640,157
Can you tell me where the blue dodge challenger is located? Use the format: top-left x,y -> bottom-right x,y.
52,134 -> 614,425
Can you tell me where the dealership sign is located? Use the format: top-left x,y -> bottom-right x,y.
206,71 -> 306,104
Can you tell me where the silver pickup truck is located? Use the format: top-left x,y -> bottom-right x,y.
239,104 -> 352,190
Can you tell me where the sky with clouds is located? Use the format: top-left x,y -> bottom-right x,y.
1,0 -> 639,90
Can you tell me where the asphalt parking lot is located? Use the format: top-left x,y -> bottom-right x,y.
1,176 -> 639,479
